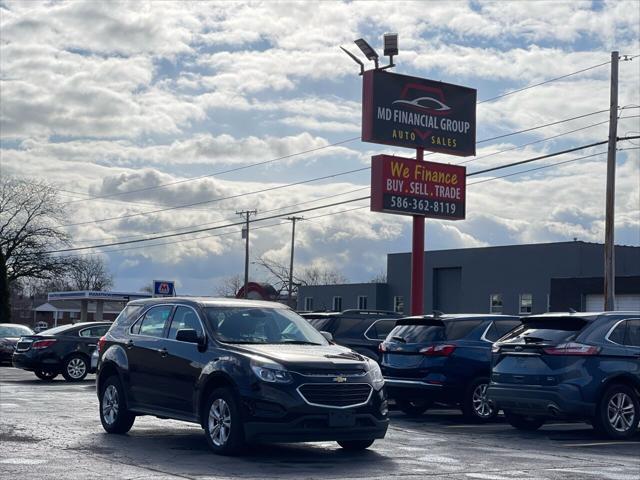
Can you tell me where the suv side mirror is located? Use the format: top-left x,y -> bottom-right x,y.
320,331 -> 334,342
176,329 -> 205,346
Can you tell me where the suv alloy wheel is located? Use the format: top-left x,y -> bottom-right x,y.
62,354 -> 88,382
203,388 -> 245,455
99,376 -> 136,434
594,384 -> 639,440
462,377 -> 497,422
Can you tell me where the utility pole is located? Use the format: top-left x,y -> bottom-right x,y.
410,147 -> 425,315
286,216 -> 303,307
604,51 -> 619,311
237,210 -> 257,299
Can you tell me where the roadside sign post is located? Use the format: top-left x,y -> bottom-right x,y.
363,68 -> 474,314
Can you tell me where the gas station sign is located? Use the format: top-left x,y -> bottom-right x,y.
362,70 -> 476,156
370,154 -> 466,220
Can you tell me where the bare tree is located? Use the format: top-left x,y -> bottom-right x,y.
216,274 -> 244,298
369,270 -> 387,283
253,256 -> 347,298
0,177 -> 71,321
139,282 -> 154,294
67,256 -> 114,291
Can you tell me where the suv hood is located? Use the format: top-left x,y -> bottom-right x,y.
233,343 -> 368,369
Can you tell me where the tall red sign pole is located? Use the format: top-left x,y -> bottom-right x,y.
411,147 -> 425,315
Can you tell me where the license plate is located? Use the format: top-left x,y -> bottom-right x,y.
329,412 -> 356,427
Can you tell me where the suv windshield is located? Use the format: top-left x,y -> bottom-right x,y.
205,307 -> 328,345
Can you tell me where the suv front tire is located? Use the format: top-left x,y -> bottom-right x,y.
203,387 -> 245,455
99,375 -> 136,434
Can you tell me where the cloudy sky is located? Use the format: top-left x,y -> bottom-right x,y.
1,0 -> 639,295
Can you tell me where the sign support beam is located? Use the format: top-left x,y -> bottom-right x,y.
410,148 -> 425,315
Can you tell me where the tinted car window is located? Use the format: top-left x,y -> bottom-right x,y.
625,319 -> 640,347
367,319 -> 397,340
168,306 -> 204,340
500,317 -> 588,344
79,325 -> 110,337
608,321 -> 627,344
114,305 -> 144,327
0,325 -> 33,337
388,322 -> 446,343
135,305 -> 173,337
494,320 -> 522,338
333,318 -> 364,337
305,318 -> 333,331
445,320 -> 484,340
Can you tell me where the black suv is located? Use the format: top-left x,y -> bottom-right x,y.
300,310 -> 401,361
96,298 -> 388,455
12,321 -> 112,381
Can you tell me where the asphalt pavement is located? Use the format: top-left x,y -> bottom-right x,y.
0,367 -> 638,479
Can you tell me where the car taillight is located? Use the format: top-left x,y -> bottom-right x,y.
543,342 -> 600,356
420,344 -> 456,356
378,343 -> 387,352
97,336 -> 107,353
32,339 -> 57,350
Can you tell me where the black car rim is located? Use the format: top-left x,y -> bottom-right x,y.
208,398 -> 231,447
472,383 -> 493,418
67,358 -> 86,379
102,385 -> 119,425
607,392 -> 636,433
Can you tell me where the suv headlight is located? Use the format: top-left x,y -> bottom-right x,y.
250,359 -> 293,384
367,359 -> 385,390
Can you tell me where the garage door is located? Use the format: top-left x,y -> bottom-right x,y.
585,294 -> 640,311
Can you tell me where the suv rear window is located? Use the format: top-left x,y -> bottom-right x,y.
500,317 -> 589,344
305,318 -> 333,331
388,319 -> 483,343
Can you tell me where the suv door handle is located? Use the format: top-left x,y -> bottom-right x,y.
126,340 -> 134,349
159,347 -> 168,357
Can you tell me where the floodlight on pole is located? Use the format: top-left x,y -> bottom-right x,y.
354,38 -> 379,69
340,46 -> 365,75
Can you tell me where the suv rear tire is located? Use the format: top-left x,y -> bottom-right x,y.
337,439 -> 375,451
462,377 -> 498,422
594,384 -> 639,440
203,387 -> 245,455
99,375 -> 136,434
62,354 -> 88,382
504,410 -> 545,431
396,398 -> 432,417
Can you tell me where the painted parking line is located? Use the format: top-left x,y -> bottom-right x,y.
561,441 -> 640,447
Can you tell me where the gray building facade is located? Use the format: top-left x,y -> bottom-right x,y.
297,241 -> 640,315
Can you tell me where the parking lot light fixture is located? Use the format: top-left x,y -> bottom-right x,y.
383,33 -> 398,65
355,38 -> 379,69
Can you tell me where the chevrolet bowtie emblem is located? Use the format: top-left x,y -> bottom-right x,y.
333,375 -> 348,383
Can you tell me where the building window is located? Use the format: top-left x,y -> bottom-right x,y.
394,296 -> 404,313
489,294 -> 503,314
357,296 -> 368,310
304,297 -> 314,311
519,294 -> 533,315
332,296 -> 342,312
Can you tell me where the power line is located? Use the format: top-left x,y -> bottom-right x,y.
60,108 -> 621,228
45,137 -> 640,254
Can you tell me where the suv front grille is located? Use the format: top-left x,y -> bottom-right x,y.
297,383 -> 372,408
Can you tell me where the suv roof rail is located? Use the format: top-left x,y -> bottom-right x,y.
341,309 -> 401,316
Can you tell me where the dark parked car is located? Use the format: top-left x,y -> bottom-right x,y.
12,321 -> 112,381
96,298 -> 388,455
380,314 -> 521,421
300,310 -> 402,361
0,323 -> 34,364
488,311 -> 640,439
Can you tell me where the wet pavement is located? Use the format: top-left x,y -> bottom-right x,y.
0,367 -> 638,479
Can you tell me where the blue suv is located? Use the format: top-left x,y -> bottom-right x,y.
380,314 -> 521,421
488,312 -> 640,439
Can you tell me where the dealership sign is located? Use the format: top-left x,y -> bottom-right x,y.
362,70 -> 476,156
371,154 -> 466,220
